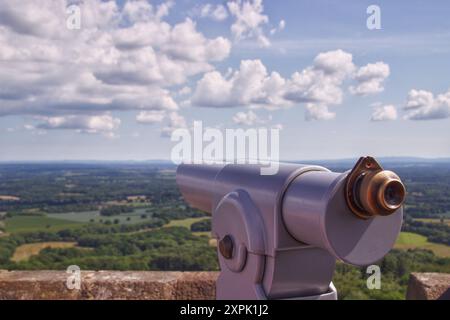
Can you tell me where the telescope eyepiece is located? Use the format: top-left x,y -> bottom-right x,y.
345,157 -> 406,219
380,178 -> 405,210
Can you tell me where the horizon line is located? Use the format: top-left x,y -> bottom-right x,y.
1,156 -> 450,164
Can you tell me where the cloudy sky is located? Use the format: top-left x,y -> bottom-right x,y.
0,0 -> 449,161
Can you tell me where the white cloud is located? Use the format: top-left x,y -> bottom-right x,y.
284,50 -> 355,107
233,110 -> 261,125
0,1 -> 69,38
24,124 -> 35,131
136,110 -> 166,124
227,0 -> 270,47
232,110 -> 280,127
136,108 -> 189,130
36,114 -> 121,135
161,112 -> 187,137
178,86 -> 192,96
179,99 -> 191,108
270,19 -> 286,35
122,0 -> 173,22
192,59 -> 287,109
199,4 -> 228,21
305,104 -> 336,121
404,89 -> 450,120
163,18 -> 231,62
0,0 -> 231,135
371,104 -> 397,121
192,49 -> 387,120
350,62 -> 390,95
313,50 -> 355,76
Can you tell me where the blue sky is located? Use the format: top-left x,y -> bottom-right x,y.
0,0 -> 449,161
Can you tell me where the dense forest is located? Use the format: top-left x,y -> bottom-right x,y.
0,225 -> 217,271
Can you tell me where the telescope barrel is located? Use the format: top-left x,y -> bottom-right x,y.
176,157 -> 405,266
176,163 -> 225,213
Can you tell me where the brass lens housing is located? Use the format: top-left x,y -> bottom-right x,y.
345,156 -> 406,219
358,170 -> 405,216
379,177 -> 406,211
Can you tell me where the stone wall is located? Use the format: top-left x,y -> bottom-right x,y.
0,270 -> 218,300
406,272 -> 450,300
0,271 -> 448,300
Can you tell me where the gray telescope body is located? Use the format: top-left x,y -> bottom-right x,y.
176,158 -> 404,300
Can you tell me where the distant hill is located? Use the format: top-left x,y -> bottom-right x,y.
1,157 -> 450,168
284,157 -> 450,170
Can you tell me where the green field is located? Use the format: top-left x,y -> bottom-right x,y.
11,242 -> 78,262
48,208 -> 154,225
395,232 -> 450,257
192,231 -> 212,237
164,217 -> 210,228
5,216 -> 82,233
4,210 -> 206,235
47,210 -> 99,222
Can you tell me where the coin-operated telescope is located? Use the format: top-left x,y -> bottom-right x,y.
176,156 -> 406,300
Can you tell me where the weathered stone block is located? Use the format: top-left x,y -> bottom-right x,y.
406,272 -> 450,300
0,271 -> 219,300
